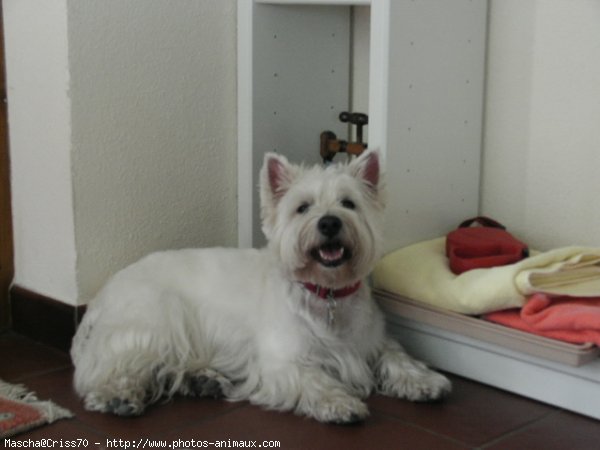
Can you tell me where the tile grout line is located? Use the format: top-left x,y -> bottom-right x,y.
144,402 -> 251,440
61,418 -> 113,443
372,410 -> 474,448
14,364 -> 74,383
475,410 -> 560,450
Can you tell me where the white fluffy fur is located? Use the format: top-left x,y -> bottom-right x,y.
71,150 -> 451,423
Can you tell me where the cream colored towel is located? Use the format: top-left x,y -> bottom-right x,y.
372,237 -> 600,315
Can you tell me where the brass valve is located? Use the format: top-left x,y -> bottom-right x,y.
320,112 -> 368,163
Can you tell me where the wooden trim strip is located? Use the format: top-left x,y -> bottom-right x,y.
10,285 -> 86,352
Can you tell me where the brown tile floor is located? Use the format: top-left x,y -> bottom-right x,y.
2,332 -> 598,450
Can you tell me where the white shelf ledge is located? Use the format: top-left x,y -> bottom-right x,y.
255,0 -> 371,5
386,313 -> 600,420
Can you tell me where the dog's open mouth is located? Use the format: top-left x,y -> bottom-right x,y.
311,242 -> 351,268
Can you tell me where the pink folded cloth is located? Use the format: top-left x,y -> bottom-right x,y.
485,293 -> 600,346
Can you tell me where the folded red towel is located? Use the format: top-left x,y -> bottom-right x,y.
485,293 -> 600,346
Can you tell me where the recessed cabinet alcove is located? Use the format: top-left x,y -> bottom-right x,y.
238,0 -> 487,250
237,0 -> 600,420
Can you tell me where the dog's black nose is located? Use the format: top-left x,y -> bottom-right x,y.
318,215 -> 342,238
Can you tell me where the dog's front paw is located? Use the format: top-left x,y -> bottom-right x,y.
180,369 -> 233,399
376,340 -> 452,402
381,367 -> 452,402
106,397 -> 144,416
305,393 -> 369,425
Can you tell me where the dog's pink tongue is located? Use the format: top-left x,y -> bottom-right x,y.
319,247 -> 344,262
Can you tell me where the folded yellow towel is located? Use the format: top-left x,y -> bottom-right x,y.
372,238 -> 600,315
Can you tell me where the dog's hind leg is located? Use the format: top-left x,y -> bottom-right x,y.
75,339 -> 167,416
374,338 -> 452,402
73,286 -> 203,415
72,317 -> 177,416
82,376 -> 149,416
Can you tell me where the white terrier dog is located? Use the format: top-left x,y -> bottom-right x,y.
71,150 -> 450,424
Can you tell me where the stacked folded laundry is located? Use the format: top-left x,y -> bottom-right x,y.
373,221 -> 600,346
485,293 -> 600,346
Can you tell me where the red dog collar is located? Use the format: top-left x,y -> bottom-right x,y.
302,281 -> 362,300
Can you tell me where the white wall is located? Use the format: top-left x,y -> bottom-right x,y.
482,0 -> 600,250
384,0 -> 487,251
68,0 -> 238,301
4,0 -> 79,304
5,0 -> 238,305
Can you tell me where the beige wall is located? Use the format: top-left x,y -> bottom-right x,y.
5,0 -> 238,305
68,0 -> 238,302
482,0 -> 600,249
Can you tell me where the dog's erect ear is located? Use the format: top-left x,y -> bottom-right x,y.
260,152 -> 297,239
349,149 -> 380,191
261,152 -> 295,202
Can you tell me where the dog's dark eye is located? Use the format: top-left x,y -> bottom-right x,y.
297,203 -> 310,214
341,199 -> 356,210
